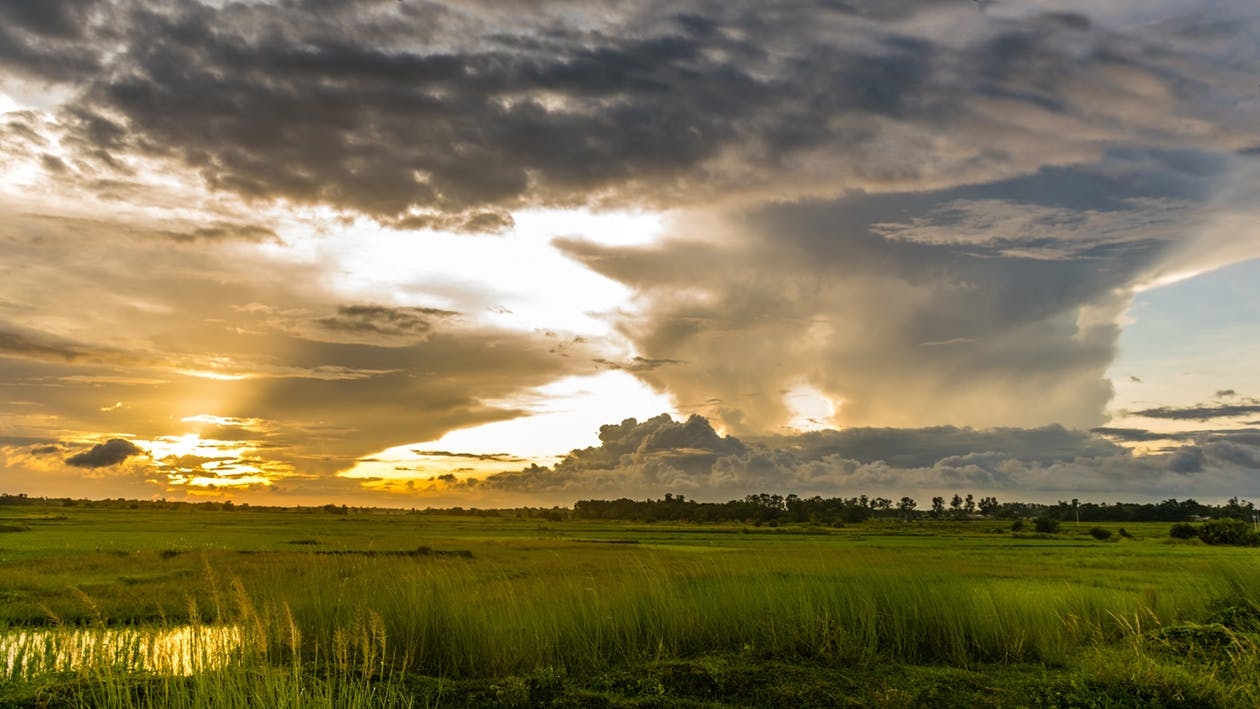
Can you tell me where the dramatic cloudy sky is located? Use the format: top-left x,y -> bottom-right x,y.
2,0 -> 1259,507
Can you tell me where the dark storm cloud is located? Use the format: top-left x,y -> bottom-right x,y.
0,0 -> 102,80
15,1 -> 1250,222
0,0 -> 95,39
64,438 -> 144,468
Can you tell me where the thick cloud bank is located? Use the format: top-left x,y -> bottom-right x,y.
470,414 -> 1260,504
3,1 -> 1257,226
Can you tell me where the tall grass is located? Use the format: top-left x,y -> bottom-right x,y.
5,538 -> 1260,706
240,549 -> 1260,676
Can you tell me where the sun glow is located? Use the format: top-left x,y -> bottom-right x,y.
266,207 -> 669,337
175,474 -> 272,488
137,433 -> 275,489
177,370 -> 249,381
341,370 -> 677,484
144,433 -> 207,460
783,384 -> 837,432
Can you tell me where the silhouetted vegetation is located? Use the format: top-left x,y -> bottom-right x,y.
1088,526 -> 1112,540
570,493 -> 1256,525
1034,517 -> 1061,534
5,492 -> 1258,529
1170,518 -> 1260,546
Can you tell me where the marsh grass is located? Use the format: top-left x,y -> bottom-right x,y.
4,510 -> 1260,706
232,544 -> 1260,679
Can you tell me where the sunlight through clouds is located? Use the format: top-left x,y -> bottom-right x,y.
342,370 -> 676,485
2,0 -> 1260,505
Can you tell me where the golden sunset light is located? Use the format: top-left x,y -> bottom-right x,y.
7,3 -> 1260,705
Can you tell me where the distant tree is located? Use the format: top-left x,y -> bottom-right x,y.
1224,497 -> 1256,520
950,494 -> 963,516
897,496 -> 917,522
931,496 -> 945,518
964,494 -> 975,515
978,496 -> 1000,517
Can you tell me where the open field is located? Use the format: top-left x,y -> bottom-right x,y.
2,504 -> 1259,707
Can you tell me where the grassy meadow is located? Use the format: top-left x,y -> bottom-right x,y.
1,504 -> 1259,707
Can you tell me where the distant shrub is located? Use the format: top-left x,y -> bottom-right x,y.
1088,527 -> 1112,541
1118,528 -> 1133,539
1010,519 -> 1026,532
1197,518 -> 1260,546
1169,523 -> 1199,540
1033,517 -> 1061,534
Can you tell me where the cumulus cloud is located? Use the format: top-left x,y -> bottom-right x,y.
468,413 -> 1260,504
65,438 -> 145,468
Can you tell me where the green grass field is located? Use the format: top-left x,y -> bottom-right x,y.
2,505 -> 1259,707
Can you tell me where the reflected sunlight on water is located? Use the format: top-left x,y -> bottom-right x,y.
2,625 -> 242,678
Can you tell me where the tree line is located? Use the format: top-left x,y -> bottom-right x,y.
3,491 -> 1256,527
573,493 -> 1258,526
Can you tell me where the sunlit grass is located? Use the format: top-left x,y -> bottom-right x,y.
3,507 -> 1260,706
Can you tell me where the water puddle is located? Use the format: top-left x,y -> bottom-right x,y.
2,625 -> 242,678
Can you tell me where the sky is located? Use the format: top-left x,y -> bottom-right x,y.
2,0 -> 1259,508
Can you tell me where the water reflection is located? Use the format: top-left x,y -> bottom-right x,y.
2,625 -> 242,678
